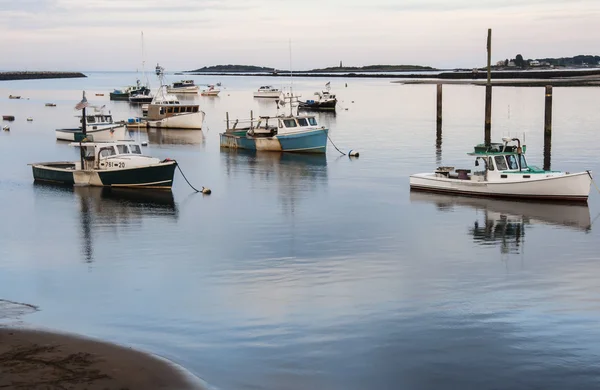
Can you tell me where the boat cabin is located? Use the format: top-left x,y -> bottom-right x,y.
435,138 -> 544,182
172,80 -> 196,88
258,86 -> 279,92
80,114 -> 114,125
72,141 -> 150,170
278,116 -> 318,129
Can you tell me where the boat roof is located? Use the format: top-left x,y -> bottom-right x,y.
69,140 -> 141,147
467,142 -> 526,156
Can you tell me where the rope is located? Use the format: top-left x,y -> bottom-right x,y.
327,133 -> 346,155
175,161 -> 211,194
587,170 -> 600,195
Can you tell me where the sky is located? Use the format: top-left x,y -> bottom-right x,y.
0,0 -> 599,71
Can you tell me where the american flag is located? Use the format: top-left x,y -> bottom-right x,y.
74,92 -> 89,110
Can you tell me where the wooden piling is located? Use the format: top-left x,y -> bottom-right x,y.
484,28 -> 492,145
436,84 -> 442,134
436,83 -> 443,164
250,110 -> 254,129
226,112 -> 230,131
543,85 -> 553,171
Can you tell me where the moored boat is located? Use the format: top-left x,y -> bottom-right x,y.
409,137 -> 592,202
253,85 -> 281,98
298,83 -> 337,111
2,115 -> 15,121
200,85 -> 220,96
45,103 -> 57,107
146,65 -> 205,130
8,95 -> 21,99
55,101 -> 127,142
30,141 -> 177,189
167,79 -> 199,94
220,97 -> 328,153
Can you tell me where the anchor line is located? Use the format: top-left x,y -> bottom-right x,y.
586,170 -> 600,195
327,132 -> 346,156
173,160 -> 211,194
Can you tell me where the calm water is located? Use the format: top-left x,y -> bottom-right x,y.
1,73 -> 600,390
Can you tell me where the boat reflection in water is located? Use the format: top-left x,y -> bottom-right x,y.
146,128 -> 205,145
410,191 -> 591,254
33,183 -> 178,263
221,150 -> 327,213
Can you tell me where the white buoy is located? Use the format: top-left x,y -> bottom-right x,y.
2,125 -> 9,131
141,141 -> 148,146
348,150 -> 360,157
201,187 -> 212,194
27,117 -> 33,121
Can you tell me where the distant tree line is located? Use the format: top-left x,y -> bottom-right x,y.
498,54 -> 600,69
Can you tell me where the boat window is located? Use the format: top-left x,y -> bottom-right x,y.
174,107 -> 180,114
307,117 -> 317,126
494,155 -> 508,170
98,147 -> 116,158
167,107 -> 173,114
506,154 -> 519,170
159,107 -> 165,115
283,119 -> 297,127
86,116 -> 96,123
129,144 -> 142,154
487,157 -> 494,171
106,116 -> 112,122
193,106 -> 198,112
116,144 -> 129,154
519,155 -> 528,169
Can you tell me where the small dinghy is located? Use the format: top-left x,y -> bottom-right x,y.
45,103 -> 57,107
410,137 -> 592,202
2,115 -> 15,121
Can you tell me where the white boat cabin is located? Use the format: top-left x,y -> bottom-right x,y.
258,86 -> 279,92
71,141 -> 160,170
80,114 -> 115,126
171,80 -> 196,88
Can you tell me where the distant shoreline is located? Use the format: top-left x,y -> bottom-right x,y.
0,71 -> 86,81
187,68 -> 600,83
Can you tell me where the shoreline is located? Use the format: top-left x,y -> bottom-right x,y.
0,326 -> 208,389
0,71 -> 86,81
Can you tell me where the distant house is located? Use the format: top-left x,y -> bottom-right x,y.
529,60 -> 541,67
507,61 -> 516,67
496,60 -> 506,66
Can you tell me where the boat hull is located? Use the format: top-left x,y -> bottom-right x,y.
31,161 -> 177,189
55,125 -> 128,142
167,87 -> 199,94
409,171 -> 592,202
220,128 -> 328,153
110,92 -> 130,101
32,163 -> 76,185
146,111 -> 205,130
298,100 -> 337,111
253,92 -> 281,98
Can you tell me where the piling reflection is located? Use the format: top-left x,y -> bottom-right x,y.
410,192 -> 591,253
221,150 -> 328,214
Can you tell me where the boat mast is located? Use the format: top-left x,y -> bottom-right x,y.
141,31 -> 149,88
289,38 -> 293,116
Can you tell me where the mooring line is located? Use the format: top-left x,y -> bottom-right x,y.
587,170 -> 600,195
174,161 -> 211,194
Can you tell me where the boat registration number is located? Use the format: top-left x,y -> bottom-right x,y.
107,161 -> 125,168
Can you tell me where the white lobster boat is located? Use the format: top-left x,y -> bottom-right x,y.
146,65 -> 205,130
167,79 -> 199,94
253,85 -> 282,98
56,103 -> 127,142
410,138 -> 592,202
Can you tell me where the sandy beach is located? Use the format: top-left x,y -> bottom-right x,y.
0,299 -> 207,390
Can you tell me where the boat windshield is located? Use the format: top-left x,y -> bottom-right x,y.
519,155 -> 528,169
116,145 -> 130,154
494,155 -> 508,170
86,116 -> 96,123
308,117 -> 317,126
297,118 -> 309,126
98,146 -> 116,158
129,144 -> 142,154
506,154 -> 519,170
283,119 -> 297,127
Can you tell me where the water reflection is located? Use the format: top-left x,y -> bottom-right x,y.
145,128 -> 205,145
221,150 -> 328,214
410,192 -> 591,253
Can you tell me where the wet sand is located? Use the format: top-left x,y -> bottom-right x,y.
0,327 -> 208,390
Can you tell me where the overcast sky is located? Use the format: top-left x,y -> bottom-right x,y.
1,0 -> 599,71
